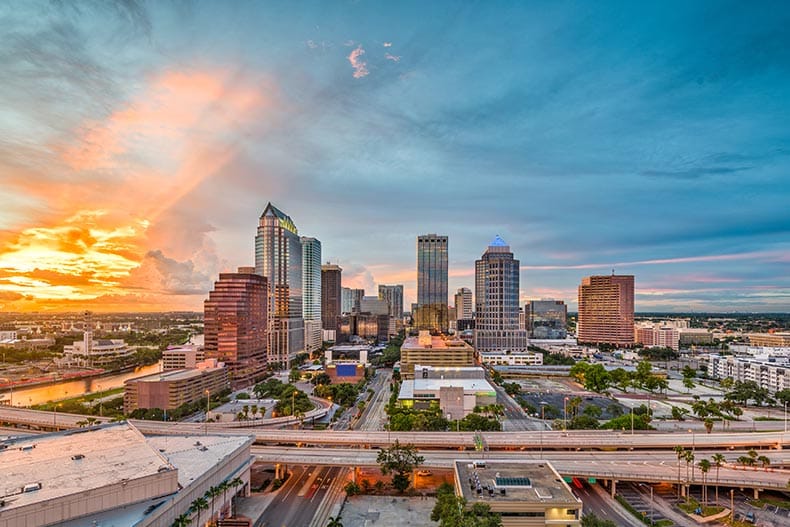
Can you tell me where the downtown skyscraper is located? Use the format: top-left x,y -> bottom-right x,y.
301,237 -> 322,354
415,234 -> 448,333
474,236 -> 528,352
321,263 -> 342,330
577,274 -> 635,346
204,267 -> 268,386
255,203 -> 304,367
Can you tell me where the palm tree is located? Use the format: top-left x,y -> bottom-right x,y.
704,418 -> 714,434
698,459 -> 710,507
251,405 -> 259,419
205,485 -> 222,526
684,450 -> 695,491
711,453 -> 725,505
172,513 -> 192,527
757,455 -> 771,469
326,515 -> 343,527
191,496 -> 208,527
674,445 -> 685,499
217,480 -> 231,519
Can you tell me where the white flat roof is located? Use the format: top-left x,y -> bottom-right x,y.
147,434 -> 253,488
0,423 -> 173,511
399,378 -> 496,399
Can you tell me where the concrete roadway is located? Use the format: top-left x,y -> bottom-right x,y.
573,481 -> 644,527
355,368 -> 391,431
492,382 -> 544,432
249,446 -> 790,491
260,465 -> 345,527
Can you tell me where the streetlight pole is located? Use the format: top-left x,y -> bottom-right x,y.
689,428 -> 696,480
205,389 -> 210,435
631,405 -> 634,435
539,402 -> 547,457
650,485 -> 654,525
784,401 -> 787,433
563,397 -> 568,431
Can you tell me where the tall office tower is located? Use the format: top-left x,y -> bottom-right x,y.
415,234 -> 449,333
301,237 -> 322,354
526,300 -> 568,339
204,268 -> 268,387
473,236 -> 528,352
341,287 -> 353,314
454,287 -> 473,321
254,203 -> 304,367
378,285 -> 404,319
321,264 -> 342,330
577,274 -> 635,346
351,288 -> 365,313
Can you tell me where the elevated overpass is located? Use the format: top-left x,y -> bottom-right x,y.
1,406 -> 787,451
251,446 -> 790,495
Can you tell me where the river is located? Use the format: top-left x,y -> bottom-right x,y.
2,362 -> 162,406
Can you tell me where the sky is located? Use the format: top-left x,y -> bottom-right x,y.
1,1 -> 789,313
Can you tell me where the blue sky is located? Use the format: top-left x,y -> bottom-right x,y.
0,1 -> 788,312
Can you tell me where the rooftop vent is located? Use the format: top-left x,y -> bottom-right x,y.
71,454 -> 85,460
534,487 -> 553,499
19,444 -> 35,451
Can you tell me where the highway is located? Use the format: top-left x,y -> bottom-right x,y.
355,368 -> 391,431
249,446 -> 790,491
573,481 -> 644,527
1,406 -> 787,451
260,465 -> 346,527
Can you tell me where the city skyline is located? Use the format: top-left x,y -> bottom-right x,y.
1,2 -> 789,313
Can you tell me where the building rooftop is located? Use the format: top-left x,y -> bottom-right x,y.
455,460 -> 580,506
126,366 -> 225,384
402,335 -> 473,351
0,423 -> 175,511
399,378 -> 496,398
146,434 -> 253,488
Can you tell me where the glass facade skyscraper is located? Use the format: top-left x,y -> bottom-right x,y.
526,300 -> 568,339
415,234 -> 448,333
378,284 -> 404,319
474,235 -> 528,352
301,237 -> 322,354
254,202 -> 304,367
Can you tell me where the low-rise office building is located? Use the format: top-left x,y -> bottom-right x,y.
124,360 -> 230,413
398,366 -> 495,418
453,459 -> 582,527
748,333 -> 790,347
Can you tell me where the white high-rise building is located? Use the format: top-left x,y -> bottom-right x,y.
302,237 -> 322,354
454,287 -> 473,321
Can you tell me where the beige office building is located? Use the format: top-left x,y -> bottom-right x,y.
577,274 -> 635,346
124,361 -> 230,413
748,333 -> 790,347
399,331 -> 476,378
454,459 -> 582,526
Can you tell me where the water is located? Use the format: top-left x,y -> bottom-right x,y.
2,362 -> 162,406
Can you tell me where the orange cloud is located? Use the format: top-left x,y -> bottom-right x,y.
1,68 -> 273,311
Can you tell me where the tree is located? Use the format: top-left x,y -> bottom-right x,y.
698,459 -> 710,506
757,455 -> 771,469
674,446 -> 685,499
190,496 -> 208,527
344,481 -> 361,496
775,388 -> 790,407
684,450 -> 695,485
704,418 -> 714,434
682,365 -> 697,393
326,515 -> 344,527
432,482 -> 502,527
205,485 -> 223,525
566,396 -> 583,419
671,406 -> 689,421
711,453 -> 725,505
172,513 -> 192,527
376,440 -> 424,493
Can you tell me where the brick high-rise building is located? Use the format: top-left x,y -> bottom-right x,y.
321,264 -> 342,330
577,274 -> 635,346
204,268 -> 268,387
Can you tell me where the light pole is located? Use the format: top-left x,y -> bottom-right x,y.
689,428 -> 696,480
730,489 -> 735,522
630,405 -> 634,435
205,389 -> 210,435
539,401 -> 547,457
784,401 -> 787,433
563,397 -> 569,431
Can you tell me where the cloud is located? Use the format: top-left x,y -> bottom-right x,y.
519,250 -> 785,271
340,261 -> 376,293
383,42 -> 392,47
385,53 -> 401,62
348,45 -> 369,78
124,250 -> 214,295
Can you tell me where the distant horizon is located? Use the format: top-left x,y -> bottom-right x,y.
1,2 -> 788,312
